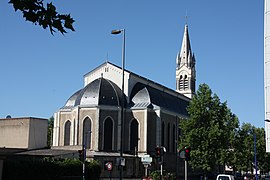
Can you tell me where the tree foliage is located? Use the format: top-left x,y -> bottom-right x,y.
179,83 -> 239,173
255,128 -> 270,174
9,0 -> 75,34
47,116 -> 54,147
179,83 -> 270,175
232,123 -> 270,174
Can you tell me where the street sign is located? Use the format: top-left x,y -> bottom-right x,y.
179,149 -> 185,159
105,161 -> 113,171
141,156 -> 152,163
116,157 -> 125,166
138,154 -> 150,158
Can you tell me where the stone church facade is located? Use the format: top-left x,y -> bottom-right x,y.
52,24 -> 195,178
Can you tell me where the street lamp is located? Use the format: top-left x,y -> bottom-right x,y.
82,130 -> 91,180
111,28 -> 125,180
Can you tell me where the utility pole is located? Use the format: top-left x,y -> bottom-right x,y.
179,147 -> 191,180
82,144 -> 86,180
185,160 -> 188,180
111,29 -> 126,180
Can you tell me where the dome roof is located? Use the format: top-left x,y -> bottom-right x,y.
64,89 -> 81,108
63,78 -> 125,108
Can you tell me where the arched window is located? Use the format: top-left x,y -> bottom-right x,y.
104,117 -> 113,151
161,121 -> 165,146
83,117 -> 91,149
173,124 -> 176,152
130,119 -> 139,151
179,74 -> 189,91
179,75 -> 183,90
167,123 -> 171,152
64,120 -> 71,146
184,75 -> 189,90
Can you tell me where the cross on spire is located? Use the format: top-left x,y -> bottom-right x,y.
184,10 -> 190,25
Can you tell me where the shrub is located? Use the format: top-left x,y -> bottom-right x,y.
2,157 -> 101,180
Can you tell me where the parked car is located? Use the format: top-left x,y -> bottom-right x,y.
216,174 -> 235,180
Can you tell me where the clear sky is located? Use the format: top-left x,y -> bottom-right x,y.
0,0 -> 265,128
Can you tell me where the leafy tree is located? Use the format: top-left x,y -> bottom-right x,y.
179,83 -> 239,174
47,116 -> 54,147
233,123 -> 254,172
233,124 -> 270,174
8,0 -> 75,34
255,127 -> 270,174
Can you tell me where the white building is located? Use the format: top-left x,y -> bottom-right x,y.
52,24 -> 196,177
264,0 -> 270,153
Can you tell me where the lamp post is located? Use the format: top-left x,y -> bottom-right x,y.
82,130 -> 91,180
111,28 -> 125,180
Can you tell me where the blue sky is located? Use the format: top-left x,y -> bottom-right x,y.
0,0 -> 265,128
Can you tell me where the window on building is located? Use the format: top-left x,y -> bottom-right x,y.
179,74 -> 189,91
104,117 -> 113,151
83,117 -> 91,149
64,120 -> 71,146
167,123 -> 171,152
179,75 -> 183,91
184,75 -> 189,90
130,119 -> 139,152
173,124 -> 176,152
162,121 -> 165,146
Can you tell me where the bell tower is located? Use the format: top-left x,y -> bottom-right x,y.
176,24 -> 196,98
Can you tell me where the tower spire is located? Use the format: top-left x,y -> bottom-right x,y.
176,23 -> 196,98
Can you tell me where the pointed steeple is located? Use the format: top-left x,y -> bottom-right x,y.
176,24 -> 196,98
176,24 -> 195,69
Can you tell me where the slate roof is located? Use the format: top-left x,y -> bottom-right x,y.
62,62 -> 189,116
130,82 -> 189,116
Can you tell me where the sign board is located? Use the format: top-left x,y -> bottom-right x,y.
104,161 -> 113,171
141,156 -> 152,163
138,154 -> 150,158
116,157 -> 125,166
179,149 -> 185,159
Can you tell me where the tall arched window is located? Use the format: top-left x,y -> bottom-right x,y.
173,124 -> 176,152
179,75 -> 183,90
167,123 -> 171,152
179,74 -> 189,91
130,119 -> 139,151
184,75 -> 189,90
64,120 -> 71,146
161,121 -> 165,146
83,117 -> 91,149
104,117 -> 113,151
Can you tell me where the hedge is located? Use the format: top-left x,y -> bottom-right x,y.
2,157 -> 101,180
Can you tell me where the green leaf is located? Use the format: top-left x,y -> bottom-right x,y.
9,0 -> 75,35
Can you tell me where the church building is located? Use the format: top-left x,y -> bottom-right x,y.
52,24 -> 196,178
